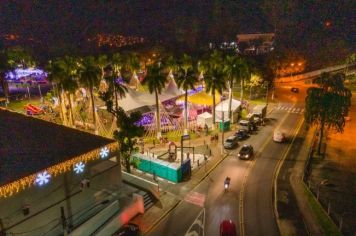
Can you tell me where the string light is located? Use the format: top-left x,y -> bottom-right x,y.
0,142 -> 117,198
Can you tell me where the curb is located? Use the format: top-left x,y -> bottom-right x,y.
143,152 -> 229,235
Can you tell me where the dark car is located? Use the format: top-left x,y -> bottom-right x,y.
291,87 -> 299,93
235,129 -> 250,140
113,223 -> 140,236
238,144 -> 254,160
224,136 -> 239,149
220,220 -> 237,236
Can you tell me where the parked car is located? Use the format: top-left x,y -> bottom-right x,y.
273,130 -> 286,142
224,136 -> 239,149
235,129 -> 250,140
220,219 -> 237,236
238,144 -> 254,160
291,87 -> 299,93
113,223 -> 140,236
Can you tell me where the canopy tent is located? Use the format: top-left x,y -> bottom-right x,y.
215,99 -> 241,123
176,91 -> 221,106
114,79 -> 184,113
196,112 -> 213,127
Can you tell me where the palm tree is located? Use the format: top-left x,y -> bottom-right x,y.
176,54 -> 197,135
46,59 -> 66,124
203,51 -> 226,129
78,56 -> 102,133
57,56 -> 80,127
165,55 -> 178,80
110,53 -> 126,110
142,61 -> 167,138
223,55 -> 250,118
123,53 -> 141,89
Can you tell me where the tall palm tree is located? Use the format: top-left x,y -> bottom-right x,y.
235,57 -> 250,101
78,56 -> 102,133
203,51 -> 226,129
165,55 -> 178,80
46,59 -> 66,124
123,53 -> 141,89
142,61 -> 167,138
176,54 -> 197,135
110,53 -> 126,110
57,56 -> 80,127
223,55 -> 250,119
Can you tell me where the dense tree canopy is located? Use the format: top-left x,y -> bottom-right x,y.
305,72 -> 352,154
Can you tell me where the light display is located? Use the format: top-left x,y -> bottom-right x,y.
0,142 -> 117,198
5,68 -> 47,81
100,147 -> 110,159
35,171 -> 51,186
74,162 -> 85,174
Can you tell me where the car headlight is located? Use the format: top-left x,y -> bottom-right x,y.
238,154 -> 240,156
245,155 -> 249,157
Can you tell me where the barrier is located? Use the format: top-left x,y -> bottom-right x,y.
122,171 -> 160,199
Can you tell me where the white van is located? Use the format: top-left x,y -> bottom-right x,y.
273,130 -> 285,142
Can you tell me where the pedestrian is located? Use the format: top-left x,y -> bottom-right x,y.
153,171 -> 157,182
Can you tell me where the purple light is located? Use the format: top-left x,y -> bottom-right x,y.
115,77 -> 125,85
6,68 -> 47,80
187,85 -> 203,95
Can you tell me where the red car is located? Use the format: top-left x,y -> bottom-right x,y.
220,219 -> 237,236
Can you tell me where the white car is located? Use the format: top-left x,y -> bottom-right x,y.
273,130 -> 286,142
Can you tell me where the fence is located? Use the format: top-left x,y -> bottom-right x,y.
302,129 -> 351,234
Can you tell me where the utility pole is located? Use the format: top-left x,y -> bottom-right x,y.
221,111 -> 225,155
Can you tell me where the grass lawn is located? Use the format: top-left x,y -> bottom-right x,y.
303,183 -> 342,236
7,98 -> 42,113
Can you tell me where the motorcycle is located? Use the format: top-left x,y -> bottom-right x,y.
224,177 -> 231,191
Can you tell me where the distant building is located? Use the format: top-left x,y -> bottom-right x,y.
237,33 -> 275,55
0,109 -> 119,235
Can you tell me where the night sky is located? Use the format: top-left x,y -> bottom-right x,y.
0,1 -> 354,58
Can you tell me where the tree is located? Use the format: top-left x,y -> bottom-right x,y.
123,53 -> 141,89
142,61 -> 167,138
0,47 -> 35,103
100,91 -> 143,173
78,56 -> 102,133
106,53 -> 127,111
247,73 -> 264,99
305,72 -> 352,154
176,54 -> 197,135
56,56 -> 80,127
223,54 -> 250,119
202,51 -> 226,129
46,59 -> 66,124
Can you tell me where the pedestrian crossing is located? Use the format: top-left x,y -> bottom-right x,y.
184,191 -> 206,207
276,105 -> 304,114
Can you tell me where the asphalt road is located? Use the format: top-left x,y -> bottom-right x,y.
146,84 -> 306,236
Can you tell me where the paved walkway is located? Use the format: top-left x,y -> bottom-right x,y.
129,104 -> 278,234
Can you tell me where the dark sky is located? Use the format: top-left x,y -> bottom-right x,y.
0,1 -> 354,57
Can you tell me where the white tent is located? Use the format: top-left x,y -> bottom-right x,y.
215,99 -> 241,123
196,112 -> 213,127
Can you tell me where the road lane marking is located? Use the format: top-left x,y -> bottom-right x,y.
184,208 -> 205,236
272,117 -> 304,231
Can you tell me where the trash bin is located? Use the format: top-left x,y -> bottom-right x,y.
219,120 -> 230,131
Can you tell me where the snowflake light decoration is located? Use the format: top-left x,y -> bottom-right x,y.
74,162 -> 85,174
35,171 -> 51,186
100,147 -> 109,159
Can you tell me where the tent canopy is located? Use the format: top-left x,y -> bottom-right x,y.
215,99 -> 241,111
177,91 -> 220,106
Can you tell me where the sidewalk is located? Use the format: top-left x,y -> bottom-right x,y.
130,132 -> 231,234
276,124 -> 323,235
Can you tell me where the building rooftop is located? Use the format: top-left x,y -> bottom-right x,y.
0,109 -> 115,187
